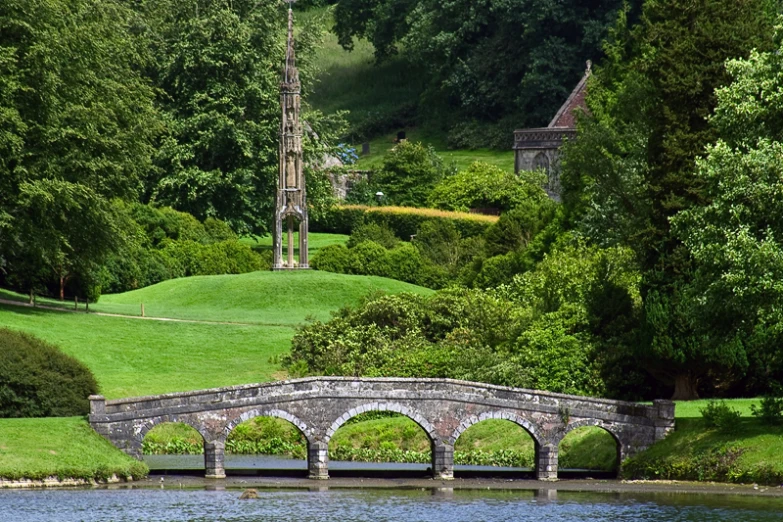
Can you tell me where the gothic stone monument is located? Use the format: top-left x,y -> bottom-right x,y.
273,6 -> 309,270
514,62 -> 592,202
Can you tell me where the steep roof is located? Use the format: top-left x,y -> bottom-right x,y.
548,61 -> 591,129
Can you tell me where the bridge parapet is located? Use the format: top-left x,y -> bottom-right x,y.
89,378 -> 675,481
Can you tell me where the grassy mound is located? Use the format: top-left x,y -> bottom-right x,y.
95,270 -> 432,324
0,271 -> 432,398
0,417 -> 146,481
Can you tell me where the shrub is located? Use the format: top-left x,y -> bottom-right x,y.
428,162 -> 548,213
370,141 -> 449,207
311,205 -> 496,239
700,400 -> 742,432
0,329 -> 99,417
350,241 -> 393,277
347,222 -> 400,249
751,395 -> 783,425
311,244 -> 352,273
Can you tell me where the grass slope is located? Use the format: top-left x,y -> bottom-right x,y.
0,271 -> 432,397
0,417 -> 146,481
96,270 -> 432,323
0,304 -> 292,398
625,418 -> 783,485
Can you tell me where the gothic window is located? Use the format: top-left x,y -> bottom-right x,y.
533,152 -> 550,174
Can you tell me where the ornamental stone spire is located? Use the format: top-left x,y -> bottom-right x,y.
273,5 -> 308,270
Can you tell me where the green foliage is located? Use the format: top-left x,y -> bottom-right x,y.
332,0 -> 637,139
311,205 -> 494,239
311,244 -> 352,273
700,401 -> 742,433
347,223 -> 400,249
751,396 -> 783,426
0,329 -> 98,418
371,142 -> 449,207
427,163 -> 547,213
561,0 -> 778,399
0,0 -> 160,300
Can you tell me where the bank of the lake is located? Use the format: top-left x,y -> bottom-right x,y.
0,417 -> 147,485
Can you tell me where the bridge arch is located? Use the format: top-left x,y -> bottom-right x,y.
222,408 -> 313,444
558,418 -> 622,446
133,415 -> 211,452
556,418 -> 623,476
449,411 -> 545,447
324,402 -> 438,443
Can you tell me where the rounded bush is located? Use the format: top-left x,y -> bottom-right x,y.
0,329 -> 99,417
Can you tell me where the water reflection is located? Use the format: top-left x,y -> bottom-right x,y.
2,488 -> 783,522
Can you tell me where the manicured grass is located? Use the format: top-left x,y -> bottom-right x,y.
0,304 -> 292,399
240,232 -> 349,261
624,418 -> 783,484
353,129 -> 516,173
673,399 -> 760,418
95,270 -> 432,323
0,272 -> 431,398
0,417 -> 146,481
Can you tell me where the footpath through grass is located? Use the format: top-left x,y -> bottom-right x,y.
0,417 -> 146,482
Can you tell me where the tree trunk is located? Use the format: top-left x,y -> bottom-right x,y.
671,373 -> 699,400
59,276 -> 65,301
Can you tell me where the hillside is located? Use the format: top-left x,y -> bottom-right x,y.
0,271 -> 432,398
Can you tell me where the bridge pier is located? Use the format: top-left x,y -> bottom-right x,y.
432,443 -> 454,480
536,444 -> 558,481
205,441 -> 226,479
308,441 -> 329,479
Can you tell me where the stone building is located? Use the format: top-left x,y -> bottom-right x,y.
513,62 -> 591,201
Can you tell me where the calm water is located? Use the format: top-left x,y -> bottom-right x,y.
2,488 -> 783,522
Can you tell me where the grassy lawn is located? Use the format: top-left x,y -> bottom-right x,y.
1,270 -> 431,323
96,270 -> 431,323
240,232 -> 349,261
0,304 -> 292,399
672,399 -> 760,418
353,129 -> 515,173
0,417 -> 146,481
0,271 -> 432,398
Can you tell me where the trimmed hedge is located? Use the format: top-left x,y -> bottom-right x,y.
0,329 -> 99,418
311,205 -> 496,239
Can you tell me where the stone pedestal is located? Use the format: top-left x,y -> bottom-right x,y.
204,441 -> 226,479
536,444 -> 558,481
431,443 -> 454,480
308,441 -> 329,480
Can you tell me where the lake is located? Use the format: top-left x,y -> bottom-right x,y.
2,487 -> 782,522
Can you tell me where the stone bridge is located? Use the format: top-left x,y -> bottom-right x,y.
88,377 -> 675,480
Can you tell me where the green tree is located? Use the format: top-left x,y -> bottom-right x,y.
136,0 -> 342,235
562,0 -> 777,398
0,0 -> 160,299
333,0 -> 641,133
673,35 -> 783,395
372,141 -> 447,207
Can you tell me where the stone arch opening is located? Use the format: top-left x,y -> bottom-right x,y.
533,152 -> 550,174
325,402 -> 437,476
140,420 -> 207,473
557,421 -> 621,477
450,412 -> 543,475
222,409 -> 312,475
